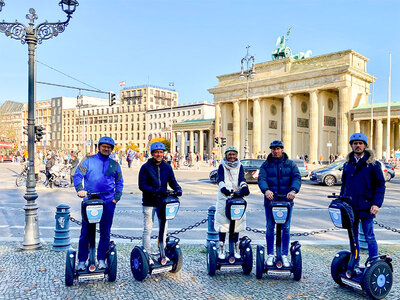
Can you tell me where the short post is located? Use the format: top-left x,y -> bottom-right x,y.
358,222 -> 368,251
52,204 -> 71,251
206,205 -> 219,247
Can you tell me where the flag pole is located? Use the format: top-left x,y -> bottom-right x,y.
386,53 -> 391,162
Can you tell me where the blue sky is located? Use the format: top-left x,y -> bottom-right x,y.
0,0 -> 399,105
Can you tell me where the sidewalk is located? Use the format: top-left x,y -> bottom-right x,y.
0,242 -> 398,300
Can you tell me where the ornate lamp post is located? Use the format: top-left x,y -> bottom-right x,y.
0,0 -> 79,250
240,45 -> 255,159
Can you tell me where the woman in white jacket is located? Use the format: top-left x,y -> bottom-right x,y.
215,146 -> 250,259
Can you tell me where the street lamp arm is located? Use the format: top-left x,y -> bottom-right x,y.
35,16 -> 71,44
0,20 -> 28,43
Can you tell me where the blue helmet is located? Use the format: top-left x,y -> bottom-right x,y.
98,136 -> 115,150
349,133 -> 368,146
270,140 -> 284,149
150,142 -> 166,153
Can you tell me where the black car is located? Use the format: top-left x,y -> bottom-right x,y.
209,159 -> 265,184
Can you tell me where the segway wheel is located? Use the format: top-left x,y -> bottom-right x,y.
330,250 -> 351,286
130,247 -> 149,281
170,246 -> 183,273
65,250 -> 76,286
107,247 -> 117,282
242,246 -> 253,275
207,244 -> 217,276
362,260 -> 393,300
292,248 -> 302,281
256,245 -> 265,280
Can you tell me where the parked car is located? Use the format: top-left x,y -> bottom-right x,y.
309,160 -> 345,186
310,159 -> 391,186
292,159 -> 309,178
0,153 -> 12,162
209,159 -> 265,184
380,161 -> 395,181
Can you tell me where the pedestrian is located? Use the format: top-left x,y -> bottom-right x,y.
215,146 -> 250,259
340,133 -> 385,266
73,136 -> 124,271
69,154 -> 79,184
257,140 -> 301,267
138,142 -> 182,264
126,148 -> 134,168
45,154 -> 55,188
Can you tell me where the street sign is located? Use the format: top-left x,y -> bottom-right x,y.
86,140 -> 92,146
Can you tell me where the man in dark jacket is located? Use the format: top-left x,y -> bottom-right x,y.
258,140 -> 301,267
138,142 -> 182,264
340,133 -> 385,265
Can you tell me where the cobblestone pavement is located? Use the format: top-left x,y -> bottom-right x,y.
0,242 -> 398,300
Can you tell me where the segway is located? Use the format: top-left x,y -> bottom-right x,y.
207,190 -> 253,276
130,190 -> 183,281
328,193 -> 393,299
256,194 -> 302,281
65,192 -> 117,286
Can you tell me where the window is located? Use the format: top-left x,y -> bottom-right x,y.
198,109 -> 201,114
188,111 -> 190,115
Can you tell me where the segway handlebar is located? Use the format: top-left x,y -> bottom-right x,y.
164,189 -> 182,197
78,191 -> 110,198
327,192 -> 352,202
273,193 -> 288,201
227,190 -> 242,199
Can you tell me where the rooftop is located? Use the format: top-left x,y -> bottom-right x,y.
352,101 -> 400,110
122,84 -> 176,92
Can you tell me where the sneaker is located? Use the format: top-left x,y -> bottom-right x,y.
218,242 -> 226,260
98,260 -> 107,269
149,256 -> 154,265
76,261 -> 86,271
282,255 -> 290,267
234,243 -> 241,259
266,255 -> 275,266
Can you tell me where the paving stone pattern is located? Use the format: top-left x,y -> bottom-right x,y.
0,242 -> 398,300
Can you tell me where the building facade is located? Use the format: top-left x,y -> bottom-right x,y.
209,50 -> 375,163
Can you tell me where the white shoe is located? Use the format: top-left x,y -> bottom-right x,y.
282,255 -> 290,267
234,243 -> 241,259
149,256 -> 154,265
98,260 -> 107,269
266,255 -> 275,266
218,242 -> 226,260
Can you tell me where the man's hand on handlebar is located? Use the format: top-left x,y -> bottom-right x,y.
265,190 -> 274,200
287,191 -> 296,200
77,190 -> 87,198
174,189 -> 182,197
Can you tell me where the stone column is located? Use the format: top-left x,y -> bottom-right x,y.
376,119 -> 383,159
282,94 -> 292,158
309,91 -> 318,164
390,122 -> 395,156
180,131 -> 185,156
394,121 -> 400,151
214,103 -> 221,146
189,130 -> 194,154
233,100 -> 241,152
355,120 -> 361,133
171,131 -> 176,153
253,98 -> 261,156
338,87 -> 350,156
208,130 -> 213,155
199,129 -> 204,159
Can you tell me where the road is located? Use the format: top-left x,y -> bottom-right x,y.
0,162 -> 399,246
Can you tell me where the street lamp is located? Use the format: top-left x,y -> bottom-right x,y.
240,45 -> 255,159
0,0 -> 79,250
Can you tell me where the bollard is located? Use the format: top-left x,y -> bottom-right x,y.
206,205 -> 219,247
52,204 -> 71,251
358,222 -> 368,251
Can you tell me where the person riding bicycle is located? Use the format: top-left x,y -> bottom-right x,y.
215,146 -> 250,259
73,136 -> 124,271
258,140 -> 301,267
340,133 -> 385,266
138,142 -> 182,264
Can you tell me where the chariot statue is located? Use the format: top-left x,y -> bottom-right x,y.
271,27 -> 312,61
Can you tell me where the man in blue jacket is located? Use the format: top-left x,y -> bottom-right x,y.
73,136 -> 124,271
340,133 -> 385,265
258,140 -> 301,267
138,142 -> 182,264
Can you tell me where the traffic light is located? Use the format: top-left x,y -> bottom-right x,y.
221,137 -> 226,147
23,125 -> 28,135
35,125 -> 45,142
109,92 -> 116,106
214,137 -> 219,144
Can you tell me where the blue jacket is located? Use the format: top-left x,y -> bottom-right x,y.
340,149 -> 385,219
73,153 -> 124,203
138,158 -> 181,207
258,153 -> 301,206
